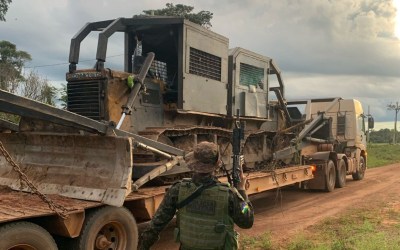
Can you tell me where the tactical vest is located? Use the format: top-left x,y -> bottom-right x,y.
175,179 -> 237,250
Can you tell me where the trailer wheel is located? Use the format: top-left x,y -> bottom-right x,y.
325,160 -> 336,192
335,159 -> 346,188
352,156 -> 366,181
73,206 -> 138,250
0,221 -> 58,250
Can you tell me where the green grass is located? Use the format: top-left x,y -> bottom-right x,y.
367,143 -> 400,168
240,203 -> 400,250
240,232 -> 272,250
306,204 -> 400,250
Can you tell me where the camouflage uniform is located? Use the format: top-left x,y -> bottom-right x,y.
138,169 -> 254,249
139,143 -> 254,250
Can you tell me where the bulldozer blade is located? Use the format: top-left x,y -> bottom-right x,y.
0,133 -> 133,207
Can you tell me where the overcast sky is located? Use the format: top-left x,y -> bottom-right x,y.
1,0 -> 399,129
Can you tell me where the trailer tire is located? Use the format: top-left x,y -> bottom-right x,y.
352,156 -> 366,181
335,159 -> 346,188
0,221 -> 58,250
72,206 -> 138,250
325,160 -> 336,192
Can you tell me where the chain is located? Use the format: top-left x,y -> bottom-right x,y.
0,140 -> 69,219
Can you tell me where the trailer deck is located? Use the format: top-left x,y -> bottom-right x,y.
0,164 -> 313,224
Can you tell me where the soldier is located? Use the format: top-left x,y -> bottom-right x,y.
138,141 -> 254,250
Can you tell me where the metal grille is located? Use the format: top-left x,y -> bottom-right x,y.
67,81 -> 103,120
151,60 -> 168,82
240,63 -> 264,89
189,47 -> 221,81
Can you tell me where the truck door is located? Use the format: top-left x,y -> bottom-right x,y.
357,114 -> 367,146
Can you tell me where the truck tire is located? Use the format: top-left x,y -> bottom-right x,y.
0,221 -> 58,250
72,206 -> 138,250
325,160 -> 336,192
352,156 -> 366,181
335,159 -> 346,188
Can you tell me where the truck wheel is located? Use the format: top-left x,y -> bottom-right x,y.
0,221 -> 58,250
352,156 -> 366,181
73,206 -> 138,250
335,159 -> 346,188
325,160 -> 336,192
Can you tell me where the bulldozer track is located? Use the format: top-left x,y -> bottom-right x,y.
137,125 -> 295,173
139,126 -> 285,144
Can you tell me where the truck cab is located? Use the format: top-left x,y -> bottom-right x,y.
306,99 -> 368,150
283,98 -> 374,191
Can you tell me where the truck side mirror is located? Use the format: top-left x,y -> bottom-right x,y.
368,116 -> 374,129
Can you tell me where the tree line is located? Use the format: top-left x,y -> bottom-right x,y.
0,40 -> 59,123
369,129 -> 400,144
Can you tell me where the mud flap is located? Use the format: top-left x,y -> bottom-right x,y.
0,133 -> 133,207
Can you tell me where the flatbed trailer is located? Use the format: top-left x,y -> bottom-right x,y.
0,164 -> 312,236
0,89 -> 371,250
0,97 -> 371,250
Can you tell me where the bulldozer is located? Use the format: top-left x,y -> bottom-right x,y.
65,16 -> 294,183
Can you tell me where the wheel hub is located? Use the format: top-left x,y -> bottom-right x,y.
95,235 -> 112,249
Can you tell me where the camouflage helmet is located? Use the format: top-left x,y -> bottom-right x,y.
186,142 -> 220,173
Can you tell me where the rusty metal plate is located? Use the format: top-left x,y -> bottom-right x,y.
0,133 -> 133,207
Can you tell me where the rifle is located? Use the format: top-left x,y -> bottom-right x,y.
232,109 -> 245,189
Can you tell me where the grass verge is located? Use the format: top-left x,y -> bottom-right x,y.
240,201 -> 400,250
367,143 -> 400,168
240,232 -> 272,250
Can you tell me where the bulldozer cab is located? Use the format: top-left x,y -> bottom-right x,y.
68,16 -> 229,117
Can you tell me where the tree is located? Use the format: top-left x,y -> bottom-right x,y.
0,0 -> 12,21
0,40 -> 31,92
0,40 -> 58,123
58,84 -> 67,109
21,71 -> 57,106
0,70 -> 57,123
142,3 -> 213,28
0,41 -> 56,104
369,128 -> 394,143
387,102 -> 400,144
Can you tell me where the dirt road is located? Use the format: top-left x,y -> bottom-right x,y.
151,163 -> 400,249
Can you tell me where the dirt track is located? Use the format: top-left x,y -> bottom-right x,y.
151,163 -> 400,249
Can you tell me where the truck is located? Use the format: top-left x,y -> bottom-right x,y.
279,98 -> 374,191
0,16 -> 373,249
